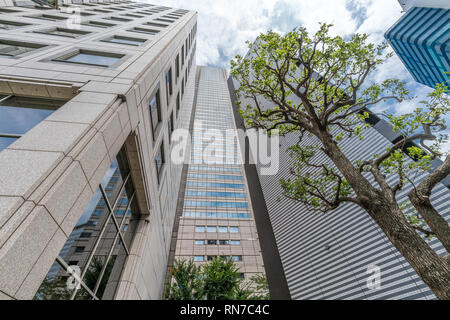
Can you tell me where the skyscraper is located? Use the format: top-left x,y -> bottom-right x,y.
0,0 -> 197,300
168,66 -> 266,289
229,44 -> 450,300
385,4 -> 449,88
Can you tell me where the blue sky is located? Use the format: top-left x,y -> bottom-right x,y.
140,0 -> 449,155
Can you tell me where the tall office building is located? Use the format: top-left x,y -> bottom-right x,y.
385,4 -> 449,88
0,0 -> 198,300
229,46 -> 450,300
169,67 -> 266,287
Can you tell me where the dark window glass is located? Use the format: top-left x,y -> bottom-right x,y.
168,111 -> 174,141
34,145 -> 139,300
165,67 -> 172,102
155,141 -> 165,183
149,86 -> 161,140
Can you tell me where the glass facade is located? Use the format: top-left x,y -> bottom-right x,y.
34,145 -> 139,300
0,95 -> 65,152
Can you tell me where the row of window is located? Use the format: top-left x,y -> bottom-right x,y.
195,226 -> 240,233
151,23 -> 197,184
185,201 -> 248,208
195,239 -> 241,245
182,212 -> 251,219
193,255 -> 243,262
188,173 -> 243,180
186,181 -> 244,189
185,190 -> 247,198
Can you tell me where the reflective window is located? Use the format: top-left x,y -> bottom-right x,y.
54,50 -> 124,67
0,96 -> 65,152
165,67 -> 173,103
0,20 -> 30,30
194,240 -> 205,245
35,27 -> 90,38
0,39 -> 46,57
218,226 -> 228,233
168,111 -> 174,142
193,256 -> 204,262
149,86 -> 161,139
195,226 -> 205,232
34,145 -> 139,300
229,227 -> 239,233
103,35 -> 146,46
155,141 -> 165,183
128,27 -> 159,35
206,226 -> 217,233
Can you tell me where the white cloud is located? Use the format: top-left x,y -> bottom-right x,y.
139,0 -> 447,154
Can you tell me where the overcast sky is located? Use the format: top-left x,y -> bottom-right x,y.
140,0 -> 449,154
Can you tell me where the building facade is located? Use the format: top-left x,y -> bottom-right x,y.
385,5 -> 449,88
229,48 -> 450,300
169,66 -> 266,287
0,0 -> 197,300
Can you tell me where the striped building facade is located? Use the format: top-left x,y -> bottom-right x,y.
385,6 -> 450,88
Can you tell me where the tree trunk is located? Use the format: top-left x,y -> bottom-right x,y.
319,134 -> 450,299
408,155 -> 450,254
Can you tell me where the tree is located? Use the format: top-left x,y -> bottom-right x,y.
231,24 -> 450,299
165,257 -> 269,300
164,259 -> 203,300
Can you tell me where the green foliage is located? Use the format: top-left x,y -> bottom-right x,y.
231,23 -> 449,235
165,257 -> 269,300
164,259 -> 203,300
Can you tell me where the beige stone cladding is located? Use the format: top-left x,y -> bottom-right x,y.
0,1 -> 197,299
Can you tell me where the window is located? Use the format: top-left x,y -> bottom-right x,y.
181,45 -> 185,67
149,86 -> 162,139
86,221 -> 98,227
103,16 -> 132,22
232,256 -> 243,262
146,22 -> 168,28
155,141 -> 165,183
195,240 -> 205,245
230,240 -> 241,245
206,226 -> 217,233
0,39 -> 46,57
0,20 -> 30,30
207,240 -> 217,245
175,54 -> 180,81
176,92 -> 180,117
238,273 -> 245,279
53,49 -> 125,67
128,26 -> 159,35
103,35 -> 146,46
83,20 -> 117,28
218,226 -> 228,233
35,146 -> 140,300
165,67 -> 173,103
230,227 -> 239,233
80,232 -> 92,238
26,14 -> 67,21
0,96 -> 65,152
219,240 -> 229,245
195,226 -> 205,232
181,79 -> 185,99
194,256 -> 204,262
121,13 -> 144,18
34,27 -> 91,38
168,111 -> 174,141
